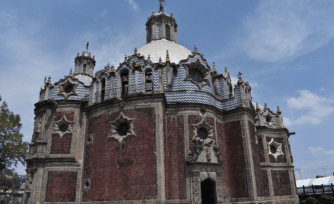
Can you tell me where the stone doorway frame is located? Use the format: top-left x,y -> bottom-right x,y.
187,162 -> 224,204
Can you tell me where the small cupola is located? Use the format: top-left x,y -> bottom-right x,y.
145,0 -> 177,43
74,42 -> 96,77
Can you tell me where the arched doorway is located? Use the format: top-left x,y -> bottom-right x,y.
201,179 -> 217,204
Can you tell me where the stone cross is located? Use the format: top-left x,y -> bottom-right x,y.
159,0 -> 165,12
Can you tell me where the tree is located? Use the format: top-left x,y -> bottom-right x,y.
301,197 -> 318,204
0,97 -> 29,172
0,167 -> 26,192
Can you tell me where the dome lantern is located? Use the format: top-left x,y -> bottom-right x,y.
74,42 -> 96,77
146,0 -> 177,43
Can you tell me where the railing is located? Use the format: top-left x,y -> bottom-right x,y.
297,184 -> 334,196
0,193 -> 23,204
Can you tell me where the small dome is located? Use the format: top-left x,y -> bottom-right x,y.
137,39 -> 192,64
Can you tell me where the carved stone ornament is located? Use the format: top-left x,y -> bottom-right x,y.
52,115 -> 74,138
86,133 -> 94,146
108,112 -> 136,145
183,58 -> 210,90
57,79 -> 79,99
82,178 -> 91,192
187,120 -> 223,163
191,171 -> 224,204
267,138 -> 284,159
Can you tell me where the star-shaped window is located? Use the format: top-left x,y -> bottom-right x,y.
184,59 -> 210,90
267,138 -> 284,159
58,79 -> 79,99
191,120 -> 214,145
52,115 -> 74,138
109,113 -> 135,145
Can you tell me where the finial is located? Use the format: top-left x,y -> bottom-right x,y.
194,43 -> 198,53
88,52 -> 91,57
166,50 -> 170,62
48,76 -> 51,83
264,102 -> 268,110
107,62 -> 110,67
159,57 -> 162,63
134,47 -> 137,54
225,65 -> 227,72
81,51 -> 85,56
93,55 -> 95,59
69,68 -> 73,76
212,62 -> 217,73
256,103 -> 260,111
277,105 -> 281,113
148,54 -> 151,61
159,0 -> 165,12
171,12 -> 173,17
44,76 -> 47,84
238,72 -> 243,83
86,42 -> 89,52
152,11 -> 154,16
77,52 -> 80,57
124,55 -> 127,61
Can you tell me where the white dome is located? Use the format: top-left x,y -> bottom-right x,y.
137,39 -> 192,64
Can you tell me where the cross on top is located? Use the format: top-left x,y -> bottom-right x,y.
159,0 -> 165,12
86,42 -> 89,52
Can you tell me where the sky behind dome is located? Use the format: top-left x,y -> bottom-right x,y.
1,0 -> 334,179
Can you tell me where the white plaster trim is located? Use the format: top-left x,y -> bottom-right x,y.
267,138 -> 284,159
108,112 -> 136,145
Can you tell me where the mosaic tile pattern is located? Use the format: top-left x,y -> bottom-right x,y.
165,91 -> 223,109
129,72 -> 136,95
163,67 -> 167,89
94,81 -> 100,103
40,90 -> 46,101
137,72 -> 144,93
234,86 -> 242,106
218,77 -> 230,99
111,76 -> 118,98
154,70 -> 159,91
106,77 -> 111,100
171,66 -> 199,91
39,53 -> 247,114
46,78 -> 90,101
74,74 -> 92,86
222,98 -> 236,111
89,82 -> 93,103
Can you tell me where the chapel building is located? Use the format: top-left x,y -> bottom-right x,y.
23,1 -> 299,204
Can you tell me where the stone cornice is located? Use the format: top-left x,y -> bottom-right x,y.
256,125 -> 290,136
85,93 -> 167,113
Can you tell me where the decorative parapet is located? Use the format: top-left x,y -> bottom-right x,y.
255,103 -> 284,128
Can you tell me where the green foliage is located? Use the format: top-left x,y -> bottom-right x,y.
0,167 -> 26,191
319,195 -> 334,204
301,197 -> 319,204
0,97 -> 29,172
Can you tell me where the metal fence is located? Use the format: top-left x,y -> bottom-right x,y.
297,184 -> 334,196
0,193 -> 23,204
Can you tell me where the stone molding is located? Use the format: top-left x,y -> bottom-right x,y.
52,115 -> 74,138
57,78 -> 79,99
108,112 -> 136,145
267,138 -> 284,159
183,59 -> 210,90
187,120 -> 223,163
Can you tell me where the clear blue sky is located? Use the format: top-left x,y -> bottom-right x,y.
1,0 -> 334,179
